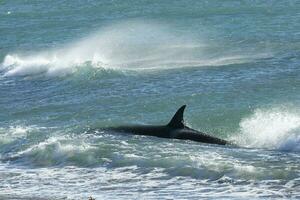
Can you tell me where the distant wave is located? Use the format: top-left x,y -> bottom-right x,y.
1,20 -> 270,77
234,107 -> 300,152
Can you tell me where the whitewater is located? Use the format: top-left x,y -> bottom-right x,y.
1,0 -> 300,199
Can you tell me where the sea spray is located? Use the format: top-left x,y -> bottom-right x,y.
1,21 -> 269,77
1,0 -> 300,198
234,107 -> 300,151
0,125 -> 37,145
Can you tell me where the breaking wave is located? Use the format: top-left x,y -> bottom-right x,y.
13,135 -> 97,167
234,107 -> 300,152
1,21 -> 269,77
0,125 -> 38,145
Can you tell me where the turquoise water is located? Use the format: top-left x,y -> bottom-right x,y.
1,0 -> 300,199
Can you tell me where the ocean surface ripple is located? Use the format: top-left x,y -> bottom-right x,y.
1,0 -> 300,199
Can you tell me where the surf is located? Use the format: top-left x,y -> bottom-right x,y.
234,106 -> 300,152
1,20 -> 269,78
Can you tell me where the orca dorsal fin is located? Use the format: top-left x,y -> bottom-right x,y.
167,105 -> 186,129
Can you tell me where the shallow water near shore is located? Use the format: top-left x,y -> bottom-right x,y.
1,0 -> 300,199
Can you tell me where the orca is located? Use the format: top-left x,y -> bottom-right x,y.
107,105 -> 230,145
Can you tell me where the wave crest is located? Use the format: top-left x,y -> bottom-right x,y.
0,125 -> 38,145
234,107 -> 300,152
1,21 -> 269,77
14,136 -> 97,167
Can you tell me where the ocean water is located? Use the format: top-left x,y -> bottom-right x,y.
1,0 -> 300,199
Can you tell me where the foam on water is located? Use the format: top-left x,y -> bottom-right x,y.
1,21 -> 269,77
14,135 -> 97,167
0,126 -> 35,145
1,0 -> 300,198
1,136 -> 299,199
234,107 -> 300,152
1,123 -> 299,199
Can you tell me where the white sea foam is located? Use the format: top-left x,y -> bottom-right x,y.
0,125 -> 36,144
234,107 -> 300,151
15,136 -> 96,166
1,20 -> 269,77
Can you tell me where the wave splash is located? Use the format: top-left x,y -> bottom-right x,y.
1,21 -> 268,77
234,107 -> 300,152
13,135 -> 97,167
0,125 -> 37,145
